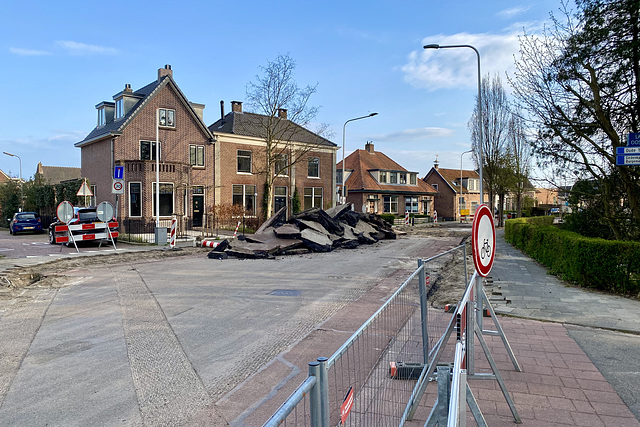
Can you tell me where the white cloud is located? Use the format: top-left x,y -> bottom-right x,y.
56,40 -> 118,55
497,6 -> 531,18
402,32 -> 522,91
10,47 -> 50,56
372,127 -> 454,143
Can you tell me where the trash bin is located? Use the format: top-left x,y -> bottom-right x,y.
155,226 -> 168,245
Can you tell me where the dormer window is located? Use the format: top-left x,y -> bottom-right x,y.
159,108 -> 175,127
399,172 -> 407,184
410,174 -> 417,185
115,98 -> 124,119
97,108 -> 106,127
380,171 -> 388,183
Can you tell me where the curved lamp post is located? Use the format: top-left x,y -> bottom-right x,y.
424,43 -> 484,204
3,151 -> 23,212
341,113 -> 378,205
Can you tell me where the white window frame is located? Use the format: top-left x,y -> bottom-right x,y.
379,171 -> 388,183
98,108 -> 106,127
190,145 -> 205,167
308,157 -> 320,178
389,172 -> 398,184
383,195 -> 399,214
275,153 -> 289,176
140,140 -> 161,161
152,182 -> 175,217
129,181 -> 142,217
304,187 -> 323,209
232,184 -> 257,215
405,196 -> 419,213
410,174 -> 417,185
237,149 -> 252,174
158,108 -> 175,127
115,98 -> 124,119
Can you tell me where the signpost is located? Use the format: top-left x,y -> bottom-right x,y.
628,132 -> 640,146
112,179 -> 125,194
471,204 -> 495,277
617,134 -> 640,165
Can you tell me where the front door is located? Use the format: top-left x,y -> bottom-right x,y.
193,195 -> 204,227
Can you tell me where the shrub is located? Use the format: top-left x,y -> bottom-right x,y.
380,214 -> 396,225
505,218 -> 640,295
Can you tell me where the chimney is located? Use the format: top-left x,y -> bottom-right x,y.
158,64 -> 173,81
220,100 -> 225,125
124,83 -> 132,93
189,102 -> 205,121
277,108 -> 288,120
231,101 -> 243,113
434,156 -> 439,170
365,141 -> 375,153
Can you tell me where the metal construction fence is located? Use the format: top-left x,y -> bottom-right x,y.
263,244 -> 468,427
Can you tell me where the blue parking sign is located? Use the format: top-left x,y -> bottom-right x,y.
114,166 -> 124,179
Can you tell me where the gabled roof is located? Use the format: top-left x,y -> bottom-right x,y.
35,162 -> 81,184
208,112 -> 337,148
424,167 -> 479,194
76,75 -> 212,147
339,148 -> 437,195
0,169 -> 10,183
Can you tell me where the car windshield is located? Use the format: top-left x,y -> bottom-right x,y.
77,210 -> 99,221
17,214 -> 37,220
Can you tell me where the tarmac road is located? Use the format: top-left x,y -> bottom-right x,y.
0,234 -> 460,426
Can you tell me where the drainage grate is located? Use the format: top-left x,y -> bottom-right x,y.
268,289 -> 301,297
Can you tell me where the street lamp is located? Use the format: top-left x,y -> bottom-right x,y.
341,113 -> 378,205
424,43 -> 484,204
3,151 -> 23,211
460,149 -> 473,221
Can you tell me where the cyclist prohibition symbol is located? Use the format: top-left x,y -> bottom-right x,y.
472,204 -> 496,277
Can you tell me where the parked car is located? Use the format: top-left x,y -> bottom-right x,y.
48,207 -> 118,245
9,212 -> 43,234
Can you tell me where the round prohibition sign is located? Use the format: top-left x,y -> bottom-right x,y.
113,181 -> 123,192
472,204 -> 496,277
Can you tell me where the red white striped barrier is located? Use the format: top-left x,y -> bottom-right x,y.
170,216 -> 177,248
54,222 -> 118,243
232,221 -> 241,239
405,211 -> 410,225
202,240 -> 221,248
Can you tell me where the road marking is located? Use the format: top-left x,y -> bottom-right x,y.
0,248 -> 15,252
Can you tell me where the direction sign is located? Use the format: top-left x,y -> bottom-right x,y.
56,201 -> 74,223
617,155 -> 640,166
617,147 -> 640,155
472,204 -> 496,277
628,133 -> 640,147
112,178 -> 125,194
114,166 -> 124,180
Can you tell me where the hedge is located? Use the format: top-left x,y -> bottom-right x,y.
505,218 -> 640,295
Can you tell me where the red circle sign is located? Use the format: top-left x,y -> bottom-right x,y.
472,204 -> 495,277
113,181 -> 123,191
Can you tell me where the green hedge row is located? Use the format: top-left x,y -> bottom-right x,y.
505,218 -> 640,295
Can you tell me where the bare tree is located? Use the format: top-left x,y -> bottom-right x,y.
469,73 -> 513,225
509,0 -> 640,239
246,54 -> 328,219
508,110 -> 533,217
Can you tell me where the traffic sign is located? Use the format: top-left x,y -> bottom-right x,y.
114,166 -> 124,180
77,179 -> 93,197
616,147 -> 640,154
112,179 -> 125,194
616,155 -> 640,166
628,133 -> 640,146
472,204 -> 495,277
96,201 -> 115,222
56,201 -> 74,223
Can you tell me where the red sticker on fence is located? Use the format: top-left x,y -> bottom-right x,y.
340,386 -> 354,424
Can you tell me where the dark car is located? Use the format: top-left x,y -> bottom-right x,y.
9,212 -> 43,234
48,207 -> 118,244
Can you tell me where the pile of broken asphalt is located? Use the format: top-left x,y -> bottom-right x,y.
206,204 -> 396,259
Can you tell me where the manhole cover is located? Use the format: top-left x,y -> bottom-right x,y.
268,289 -> 301,297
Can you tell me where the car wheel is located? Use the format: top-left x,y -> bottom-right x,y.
48,229 -> 56,244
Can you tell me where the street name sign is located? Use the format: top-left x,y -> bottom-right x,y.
617,147 -> 640,154
616,155 -> 640,166
628,133 -> 640,146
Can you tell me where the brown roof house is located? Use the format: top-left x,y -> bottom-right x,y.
337,142 -> 437,215
35,163 -> 81,184
75,65 -> 214,227
423,160 -> 485,221
208,101 -> 338,219
0,169 -> 10,184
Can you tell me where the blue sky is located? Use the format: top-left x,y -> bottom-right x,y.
0,0 -> 561,181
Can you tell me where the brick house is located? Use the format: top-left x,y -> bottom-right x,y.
75,65 -> 214,227
337,142 -> 437,215
423,161 -> 484,221
208,101 -> 338,219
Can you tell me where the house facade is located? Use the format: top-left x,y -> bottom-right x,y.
208,101 -> 338,219
76,65 -> 214,227
423,162 -> 484,221
337,142 -> 437,215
